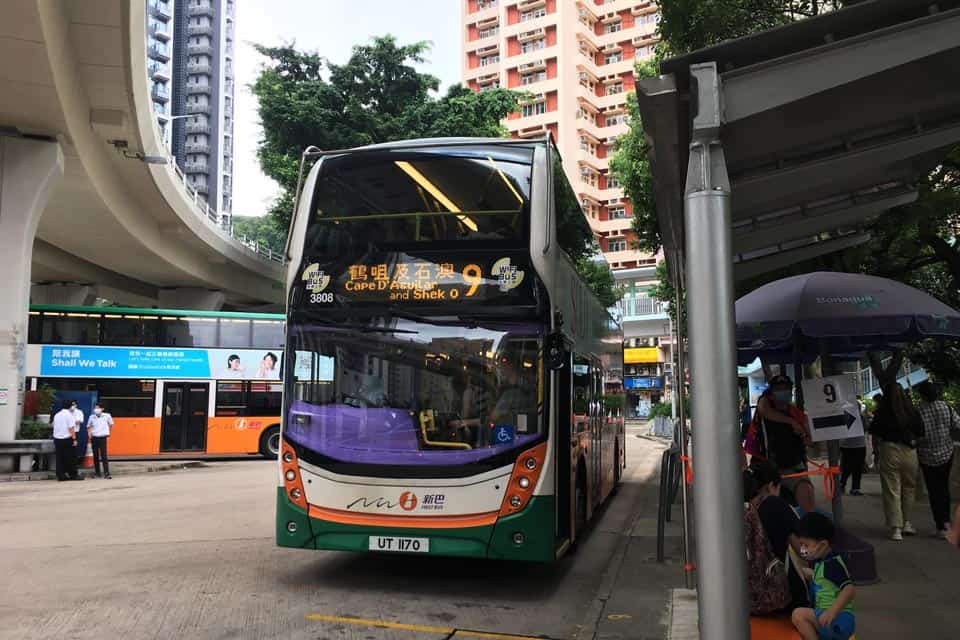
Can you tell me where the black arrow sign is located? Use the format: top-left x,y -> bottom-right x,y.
812,410 -> 858,431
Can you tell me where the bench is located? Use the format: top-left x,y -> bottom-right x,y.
751,615 -> 858,639
0,440 -> 56,473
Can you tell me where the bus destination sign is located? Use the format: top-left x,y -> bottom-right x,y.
301,254 -> 532,305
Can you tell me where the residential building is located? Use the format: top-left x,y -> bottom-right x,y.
462,0 -> 669,415
147,0 -> 235,217
146,0 -> 174,139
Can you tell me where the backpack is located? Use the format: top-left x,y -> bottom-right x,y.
744,502 -> 792,614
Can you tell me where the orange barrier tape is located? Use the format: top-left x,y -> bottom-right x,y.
679,454 -> 694,485
782,461 -> 841,502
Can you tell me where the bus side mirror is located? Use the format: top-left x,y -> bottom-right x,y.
545,333 -> 566,370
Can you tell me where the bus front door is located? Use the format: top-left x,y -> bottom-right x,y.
160,382 -> 209,452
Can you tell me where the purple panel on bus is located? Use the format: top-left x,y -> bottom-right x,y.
284,400 -> 538,465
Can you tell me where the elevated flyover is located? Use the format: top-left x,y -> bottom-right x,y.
0,0 -> 285,443
634,1 -> 960,637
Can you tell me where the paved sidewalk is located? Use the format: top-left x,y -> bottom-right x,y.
0,459 -> 207,482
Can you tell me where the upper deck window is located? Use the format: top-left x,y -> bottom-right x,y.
305,146 -> 533,257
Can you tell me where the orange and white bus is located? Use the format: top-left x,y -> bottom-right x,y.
25,305 -> 285,458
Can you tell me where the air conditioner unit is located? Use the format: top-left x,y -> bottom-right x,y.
581,167 -> 593,175
604,43 -> 618,51
607,198 -> 621,205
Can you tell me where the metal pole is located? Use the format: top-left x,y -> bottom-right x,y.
672,251 -> 694,590
684,63 -> 748,639
669,314 -> 677,421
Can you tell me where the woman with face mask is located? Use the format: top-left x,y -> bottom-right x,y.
755,375 -> 812,502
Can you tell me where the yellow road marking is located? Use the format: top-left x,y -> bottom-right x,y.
304,613 -> 547,640
305,614 -> 451,634
606,614 -> 632,621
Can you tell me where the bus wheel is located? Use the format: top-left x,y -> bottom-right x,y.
613,441 -> 622,488
574,470 -> 587,544
260,426 -> 281,458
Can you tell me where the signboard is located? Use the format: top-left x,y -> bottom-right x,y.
299,252 -> 533,307
40,346 -> 283,380
801,375 -> 864,442
624,347 -> 659,364
624,376 -> 664,390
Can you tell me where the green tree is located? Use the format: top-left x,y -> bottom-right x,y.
231,215 -> 287,254
577,257 -> 622,308
252,37 -> 519,229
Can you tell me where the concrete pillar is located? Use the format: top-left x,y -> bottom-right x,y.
158,288 -> 225,311
0,136 -> 64,442
31,283 -> 97,306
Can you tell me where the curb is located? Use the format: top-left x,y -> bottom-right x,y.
0,461 -> 207,482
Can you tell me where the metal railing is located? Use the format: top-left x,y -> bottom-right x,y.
617,296 -> 667,318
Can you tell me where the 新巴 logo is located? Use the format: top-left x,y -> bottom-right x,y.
399,491 -> 418,511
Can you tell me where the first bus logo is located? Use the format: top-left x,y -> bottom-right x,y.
399,491 -> 418,511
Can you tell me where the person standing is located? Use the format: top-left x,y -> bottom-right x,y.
869,383 -> 923,541
52,400 -> 82,481
86,403 -> 114,479
915,382 -> 957,538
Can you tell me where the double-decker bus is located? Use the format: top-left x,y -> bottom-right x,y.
25,305 -> 285,458
277,137 -> 624,562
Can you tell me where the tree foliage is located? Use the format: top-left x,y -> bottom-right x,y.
252,36 -> 519,229
231,215 -> 286,254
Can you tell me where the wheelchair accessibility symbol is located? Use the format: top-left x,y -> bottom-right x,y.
494,424 -> 515,444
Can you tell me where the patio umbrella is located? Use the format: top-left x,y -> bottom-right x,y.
735,271 -> 960,365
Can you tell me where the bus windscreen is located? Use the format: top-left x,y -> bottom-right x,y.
304,146 -> 532,255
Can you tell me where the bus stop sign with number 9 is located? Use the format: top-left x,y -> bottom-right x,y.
800,375 -> 864,442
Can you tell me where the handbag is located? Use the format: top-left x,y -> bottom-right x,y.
744,502 -> 791,614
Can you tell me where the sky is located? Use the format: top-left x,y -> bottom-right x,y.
233,0 -> 462,217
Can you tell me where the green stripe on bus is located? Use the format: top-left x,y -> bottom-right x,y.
30,304 -> 284,320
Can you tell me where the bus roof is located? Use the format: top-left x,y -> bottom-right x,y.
29,304 -> 284,321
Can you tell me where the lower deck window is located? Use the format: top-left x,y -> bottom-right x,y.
36,378 -> 156,417
215,381 -> 282,417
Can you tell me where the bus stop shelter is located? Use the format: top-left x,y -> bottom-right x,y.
634,0 -> 960,637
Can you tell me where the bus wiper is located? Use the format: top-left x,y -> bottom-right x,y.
303,317 -> 419,334
385,307 -> 479,328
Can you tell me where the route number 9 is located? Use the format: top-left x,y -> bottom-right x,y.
462,264 -> 482,297
823,383 -> 836,403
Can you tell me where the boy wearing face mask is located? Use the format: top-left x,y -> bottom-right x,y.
86,403 -> 114,479
791,513 -> 856,640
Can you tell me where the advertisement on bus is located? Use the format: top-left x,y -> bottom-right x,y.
38,346 -> 283,380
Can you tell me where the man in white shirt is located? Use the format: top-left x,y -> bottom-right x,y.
87,403 -> 114,479
52,400 -> 82,481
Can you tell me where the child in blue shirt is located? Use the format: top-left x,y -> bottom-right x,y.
791,512 -> 856,640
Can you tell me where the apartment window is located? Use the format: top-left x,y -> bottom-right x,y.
477,0 -> 498,9
520,7 -> 547,22
479,26 -> 499,39
480,54 -> 499,66
604,20 -> 622,34
608,237 -> 627,252
479,80 -> 501,91
521,101 -> 547,117
606,82 -> 623,95
605,114 -> 626,126
520,70 -> 546,85
609,206 -> 626,219
605,51 -> 623,64
521,38 -> 546,54
607,175 -> 621,189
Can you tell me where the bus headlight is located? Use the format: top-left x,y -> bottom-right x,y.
290,488 -> 302,500
512,532 -> 525,545
523,457 -> 537,471
286,521 -> 298,533
518,477 -> 530,489
283,451 -> 294,463
285,470 -> 296,481
509,495 -> 522,509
